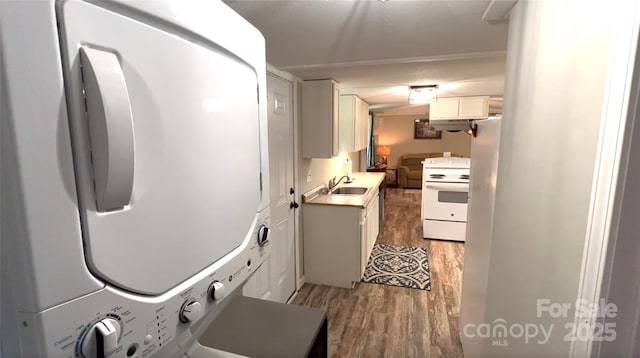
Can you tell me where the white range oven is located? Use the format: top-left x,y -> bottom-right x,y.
422,157 -> 471,241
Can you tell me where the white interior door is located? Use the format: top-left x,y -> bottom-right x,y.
244,74 -> 296,302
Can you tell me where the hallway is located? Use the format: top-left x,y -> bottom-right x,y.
292,188 -> 465,357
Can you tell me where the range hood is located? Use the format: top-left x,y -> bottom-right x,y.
429,96 -> 489,130
429,118 -> 473,131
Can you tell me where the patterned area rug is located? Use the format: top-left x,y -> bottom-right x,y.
362,244 -> 431,290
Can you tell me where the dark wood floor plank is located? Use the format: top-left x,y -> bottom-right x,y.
292,188 -> 465,357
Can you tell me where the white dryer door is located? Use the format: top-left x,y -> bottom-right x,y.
58,1 -> 262,295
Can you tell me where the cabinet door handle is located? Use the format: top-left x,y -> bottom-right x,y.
290,202 -> 299,209
290,187 -> 295,195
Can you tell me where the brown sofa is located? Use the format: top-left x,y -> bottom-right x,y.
397,153 -> 462,189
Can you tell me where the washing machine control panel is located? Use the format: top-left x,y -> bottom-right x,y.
20,212 -> 270,358
207,281 -> 225,301
178,299 -> 202,323
78,316 -> 122,358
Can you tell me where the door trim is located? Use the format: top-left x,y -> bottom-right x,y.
571,4 -> 640,357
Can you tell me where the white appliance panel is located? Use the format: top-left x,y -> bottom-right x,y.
423,157 -> 471,169
59,1 -> 262,295
0,1 -> 105,314
3,0 -> 271,356
423,220 -> 467,242
424,168 -> 470,183
423,182 -> 469,222
15,215 -> 270,358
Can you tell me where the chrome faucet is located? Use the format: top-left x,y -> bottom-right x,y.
329,174 -> 353,191
328,176 -> 336,190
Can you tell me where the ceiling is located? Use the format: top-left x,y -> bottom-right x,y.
224,0 -> 511,116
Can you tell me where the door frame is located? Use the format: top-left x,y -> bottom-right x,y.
266,64 -> 305,293
571,3 -> 640,357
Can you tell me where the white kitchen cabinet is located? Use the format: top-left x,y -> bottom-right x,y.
304,191 -> 380,288
339,95 -> 369,153
360,193 -> 379,275
301,79 -> 339,158
358,97 -> 370,150
430,96 -> 489,120
366,195 -> 379,257
430,98 -> 460,118
360,212 -> 368,277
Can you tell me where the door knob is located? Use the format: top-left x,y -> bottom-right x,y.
290,202 -> 299,209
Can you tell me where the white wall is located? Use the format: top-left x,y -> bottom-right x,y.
479,0 -> 614,356
375,115 -> 471,166
460,117 -> 502,357
597,83 -> 640,357
596,27 -> 640,357
297,152 -> 360,195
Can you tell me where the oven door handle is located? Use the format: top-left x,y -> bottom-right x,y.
425,183 -> 468,192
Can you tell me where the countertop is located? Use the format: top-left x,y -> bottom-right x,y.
302,172 -> 385,208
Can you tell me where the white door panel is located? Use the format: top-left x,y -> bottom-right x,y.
273,132 -> 289,207
275,219 -> 288,286
266,75 -> 296,303
245,74 -> 296,303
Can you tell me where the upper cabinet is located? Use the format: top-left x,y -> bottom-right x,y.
301,79 -> 339,158
339,95 -> 369,153
430,96 -> 490,120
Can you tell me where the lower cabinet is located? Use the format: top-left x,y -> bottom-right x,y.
369,197 -> 380,248
304,192 -> 380,288
361,195 -> 379,275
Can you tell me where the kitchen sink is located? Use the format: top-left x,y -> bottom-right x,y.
330,187 -> 368,195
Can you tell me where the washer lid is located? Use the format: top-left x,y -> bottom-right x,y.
59,1 -> 263,295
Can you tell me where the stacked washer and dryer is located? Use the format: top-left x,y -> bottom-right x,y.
422,157 -> 471,242
2,1 -> 271,357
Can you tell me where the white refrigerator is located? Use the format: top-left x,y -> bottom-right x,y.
459,116 -> 502,357
1,1 -> 270,357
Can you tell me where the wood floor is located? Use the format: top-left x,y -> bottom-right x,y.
291,188 -> 465,358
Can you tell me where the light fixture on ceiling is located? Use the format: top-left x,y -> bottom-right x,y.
408,85 -> 438,104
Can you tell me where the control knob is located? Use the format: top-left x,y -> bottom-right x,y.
257,225 -> 269,247
179,299 -> 202,323
208,281 -> 226,301
81,318 -> 121,358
